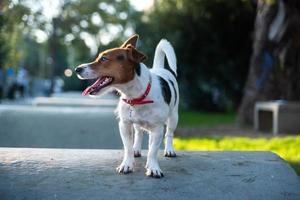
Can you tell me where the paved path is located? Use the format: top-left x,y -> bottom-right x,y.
0,148 -> 299,200
0,105 -> 124,149
33,97 -> 118,107
33,92 -> 118,107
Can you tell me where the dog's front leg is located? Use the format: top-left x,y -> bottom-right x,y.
116,121 -> 134,174
145,126 -> 164,178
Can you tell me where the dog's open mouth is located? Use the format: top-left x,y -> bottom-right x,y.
82,76 -> 114,96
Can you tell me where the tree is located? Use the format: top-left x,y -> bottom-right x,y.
237,0 -> 300,126
0,1 -> 29,70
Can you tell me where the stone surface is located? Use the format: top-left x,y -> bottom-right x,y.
0,148 -> 299,200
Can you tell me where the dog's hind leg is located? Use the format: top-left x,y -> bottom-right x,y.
133,124 -> 143,157
164,111 -> 178,157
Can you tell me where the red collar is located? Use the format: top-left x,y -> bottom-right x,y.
122,78 -> 154,106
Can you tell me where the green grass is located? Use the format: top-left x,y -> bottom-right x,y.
174,136 -> 300,175
178,111 -> 235,128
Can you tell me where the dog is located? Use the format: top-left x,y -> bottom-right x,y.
75,35 -> 179,178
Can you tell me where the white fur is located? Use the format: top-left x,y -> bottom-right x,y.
153,39 -> 177,75
76,39 -> 179,178
76,63 -> 98,80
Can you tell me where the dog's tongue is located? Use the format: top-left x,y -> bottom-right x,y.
82,86 -> 93,96
82,78 -> 102,96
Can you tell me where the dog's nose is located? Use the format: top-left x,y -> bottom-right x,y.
75,67 -> 83,74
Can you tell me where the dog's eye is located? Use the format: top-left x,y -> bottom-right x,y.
100,57 -> 108,62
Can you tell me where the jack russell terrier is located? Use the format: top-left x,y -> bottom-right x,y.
75,35 -> 179,178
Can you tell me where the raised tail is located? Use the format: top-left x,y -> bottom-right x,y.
153,39 -> 177,76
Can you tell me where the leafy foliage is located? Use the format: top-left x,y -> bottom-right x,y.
0,1 -> 30,69
53,0 -> 138,63
54,0 -> 140,90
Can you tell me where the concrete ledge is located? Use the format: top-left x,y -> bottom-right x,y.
0,148 -> 299,200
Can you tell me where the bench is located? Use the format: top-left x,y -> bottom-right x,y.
254,101 -> 300,135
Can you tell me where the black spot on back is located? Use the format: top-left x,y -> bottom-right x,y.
135,63 -> 141,76
165,65 -> 177,80
159,77 -> 171,105
169,80 -> 177,105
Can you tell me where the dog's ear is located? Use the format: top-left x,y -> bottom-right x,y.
126,44 -> 147,63
120,34 -> 139,48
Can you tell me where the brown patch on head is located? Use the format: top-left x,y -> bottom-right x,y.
126,44 -> 147,63
89,36 -> 147,84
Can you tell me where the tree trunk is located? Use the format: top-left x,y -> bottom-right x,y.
237,0 -> 300,126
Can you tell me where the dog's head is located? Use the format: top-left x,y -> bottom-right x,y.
75,34 -> 147,96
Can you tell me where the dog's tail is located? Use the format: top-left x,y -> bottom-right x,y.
153,39 -> 177,76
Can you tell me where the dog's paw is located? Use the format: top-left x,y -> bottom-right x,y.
145,163 -> 164,178
116,162 -> 133,174
134,150 -> 141,157
164,149 -> 176,157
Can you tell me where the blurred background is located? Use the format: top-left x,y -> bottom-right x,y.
0,0 -> 299,173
